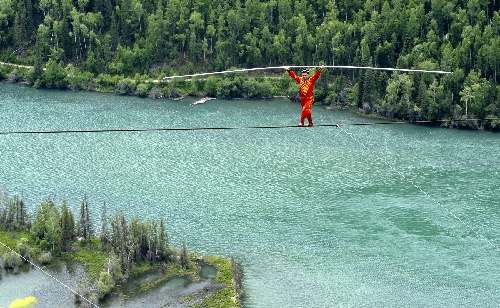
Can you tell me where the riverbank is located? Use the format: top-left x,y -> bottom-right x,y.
1,62 -> 499,130
0,61 -> 283,100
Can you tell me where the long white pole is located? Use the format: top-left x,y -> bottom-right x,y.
162,65 -> 452,79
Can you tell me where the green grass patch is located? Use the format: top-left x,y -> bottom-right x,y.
129,261 -> 155,276
0,231 -> 32,254
192,286 -> 238,308
202,256 -> 233,285
68,248 -> 107,281
192,256 -> 240,308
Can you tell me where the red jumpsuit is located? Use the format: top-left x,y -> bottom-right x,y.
288,68 -> 323,126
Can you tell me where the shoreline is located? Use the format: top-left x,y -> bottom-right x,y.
1,66 -> 499,131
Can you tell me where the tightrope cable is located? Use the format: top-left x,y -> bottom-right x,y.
0,240 -> 100,307
335,124 -> 500,252
1,118 -> 495,135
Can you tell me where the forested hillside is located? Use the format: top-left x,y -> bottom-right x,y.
0,0 -> 499,129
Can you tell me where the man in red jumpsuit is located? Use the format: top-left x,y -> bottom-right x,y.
285,66 -> 324,126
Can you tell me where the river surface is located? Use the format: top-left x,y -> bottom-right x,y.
1,82 -> 499,307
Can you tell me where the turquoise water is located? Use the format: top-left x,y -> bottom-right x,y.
1,82 -> 499,307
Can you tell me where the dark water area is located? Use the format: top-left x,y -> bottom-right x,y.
200,263 -> 217,279
1,82 -> 500,307
101,262 -> 220,307
0,259 -> 86,306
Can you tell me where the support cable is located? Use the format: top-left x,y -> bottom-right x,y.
335,124 -> 500,252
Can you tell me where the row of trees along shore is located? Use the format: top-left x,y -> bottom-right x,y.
0,0 -> 499,130
0,193 -> 243,306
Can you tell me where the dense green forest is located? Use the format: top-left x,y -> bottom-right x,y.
0,193 -> 242,306
0,0 -> 499,129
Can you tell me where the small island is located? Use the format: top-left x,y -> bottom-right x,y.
0,193 -> 243,307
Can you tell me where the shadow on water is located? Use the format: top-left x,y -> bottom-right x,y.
101,261 -> 221,308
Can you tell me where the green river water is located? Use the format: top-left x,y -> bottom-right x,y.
0,82 -> 499,307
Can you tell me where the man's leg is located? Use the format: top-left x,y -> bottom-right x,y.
300,103 -> 306,126
299,115 -> 305,126
306,99 -> 313,126
302,104 -> 312,126
307,114 -> 313,126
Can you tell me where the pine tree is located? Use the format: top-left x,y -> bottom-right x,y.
11,195 -> 28,230
77,194 -> 93,241
5,195 -> 15,231
60,200 -> 75,252
13,5 -> 27,49
119,212 -> 129,270
31,33 -> 44,84
158,218 -> 168,261
180,240 -> 188,268
111,210 -> 130,271
85,196 -> 93,238
100,201 -> 109,251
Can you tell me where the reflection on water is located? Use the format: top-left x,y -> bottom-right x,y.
157,277 -> 190,291
121,270 -> 167,294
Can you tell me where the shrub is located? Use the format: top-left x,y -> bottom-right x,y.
115,78 -> 136,95
40,59 -> 68,89
7,69 -> 21,83
97,271 -> 115,299
216,79 -> 232,99
204,76 -> 218,97
188,78 -> 206,96
17,238 -> 32,261
149,86 -> 162,99
162,85 -> 182,99
66,65 -> 95,91
3,251 -> 22,269
38,252 -> 53,264
97,74 -> 121,92
242,79 -> 273,99
135,83 -> 150,97
74,284 -> 96,306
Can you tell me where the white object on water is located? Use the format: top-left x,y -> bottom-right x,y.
192,97 -> 216,105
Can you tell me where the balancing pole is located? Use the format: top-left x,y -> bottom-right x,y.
162,65 -> 452,80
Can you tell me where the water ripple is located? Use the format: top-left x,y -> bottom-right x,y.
1,82 -> 500,307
